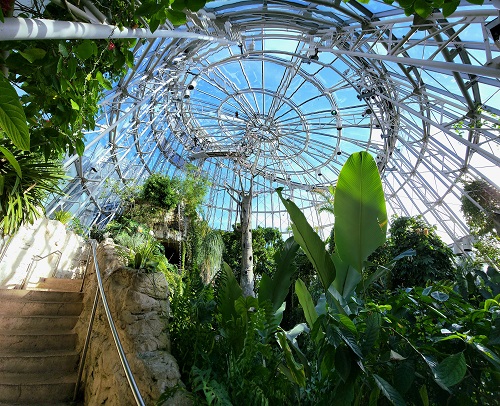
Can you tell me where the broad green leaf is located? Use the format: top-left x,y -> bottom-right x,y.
295,278 -> 318,330
0,75 -> 29,151
75,40 -> 95,60
373,374 -> 406,406
338,327 -> 363,359
442,0 -> 460,17
414,0 -> 433,18
332,251 -> 361,299
58,42 -> 69,57
434,353 -> 466,388
186,0 -> 207,11
19,48 -> 46,63
335,345 -> 352,382
394,361 -> 415,395
165,9 -> 187,25
277,187 -> 335,289
75,138 -> 85,156
95,71 -> 113,90
218,262 -> 243,324
334,151 -> 387,272
258,236 -> 299,311
362,313 -> 381,355
135,1 -> 165,16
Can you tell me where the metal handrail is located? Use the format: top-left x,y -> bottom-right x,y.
20,250 -> 62,289
73,239 -> 145,405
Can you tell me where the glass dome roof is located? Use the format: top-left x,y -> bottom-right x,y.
46,1 -> 500,244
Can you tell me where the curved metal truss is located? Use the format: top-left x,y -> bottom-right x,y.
45,1 -> 500,245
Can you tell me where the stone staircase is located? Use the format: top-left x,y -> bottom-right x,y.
0,278 -> 84,405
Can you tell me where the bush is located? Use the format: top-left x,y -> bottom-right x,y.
141,173 -> 180,210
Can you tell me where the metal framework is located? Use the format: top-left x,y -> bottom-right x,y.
35,0 -> 500,245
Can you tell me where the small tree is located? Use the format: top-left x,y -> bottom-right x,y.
461,179 -> 500,237
387,216 -> 455,287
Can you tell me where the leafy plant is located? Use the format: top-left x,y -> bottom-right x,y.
53,210 -> 72,225
0,138 -> 65,235
386,216 -> 456,288
141,173 -> 180,210
461,179 -> 500,238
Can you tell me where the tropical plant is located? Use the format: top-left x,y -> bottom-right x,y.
141,173 -> 180,211
0,138 -> 65,235
461,179 -> 500,238
386,216 -> 456,288
53,210 -> 73,225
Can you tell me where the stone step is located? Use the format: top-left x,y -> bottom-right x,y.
32,277 -> 82,292
0,315 -> 79,331
0,331 -> 77,352
0,289 -> 83,303
0,300 -> 82,317
0,372 -> 76,404
0,350 -> 79,373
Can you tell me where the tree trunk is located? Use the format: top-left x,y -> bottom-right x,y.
240,190 -> 254,297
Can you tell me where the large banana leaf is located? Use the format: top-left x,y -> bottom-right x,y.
277,187 -> 336,290
0,75 -> 29,151
334,151 -> 387,272
259,236 -> 299,311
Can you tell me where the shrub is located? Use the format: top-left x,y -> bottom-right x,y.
141,173 -> 180,210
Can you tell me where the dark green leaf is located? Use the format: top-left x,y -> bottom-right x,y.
373,374 -> 406,406
442,0 -> 460,17
258,236 -> 299,311
413,0 -> 433,18
0,75 -> 30,151
185,0 -> 207,11
218,262 -> 242,324
362,313 -> 381,355
334,151 -> 387,272
75,138 -> 85,156
335,345 -> 352,382
58,42 -> 69,57
277,187 -> 335,289
165,9 -> 187,26
75,40 -> 95,60
434,353 -> 466,388
149,16 -> 161,33
135,1 -> 165,16
19,48 -> 47,63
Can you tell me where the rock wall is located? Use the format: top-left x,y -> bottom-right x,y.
0,217 -> 87,289
76,238 -> 189,405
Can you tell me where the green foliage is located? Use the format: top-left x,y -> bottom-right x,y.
53,210 -> 72,225
1,37 -> 136,159
334,151 -> 387,272
165,151 -> 500,406
461,179 -> 500,237
387,216 -> 456,287
141,173 -> 180,210
0,73 -> 29,151
179,164 -> 210,218
378,0 -> 484,18
0,138 -> 65,235
221,225 -> 284,282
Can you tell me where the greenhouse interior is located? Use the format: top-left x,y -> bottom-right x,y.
0,0 -> 499,405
